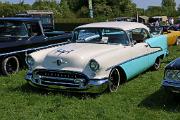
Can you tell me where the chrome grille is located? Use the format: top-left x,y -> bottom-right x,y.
33,69 -> 88,88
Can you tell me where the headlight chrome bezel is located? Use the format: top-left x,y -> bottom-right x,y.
89,59 -> 100,72
25,55 -> 35,68
165,69 -> 180,80
177,71 -> 180,80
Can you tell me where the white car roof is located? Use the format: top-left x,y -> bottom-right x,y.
76,21 -> 149,31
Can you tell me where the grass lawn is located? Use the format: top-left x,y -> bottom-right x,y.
0,46 -> 179,120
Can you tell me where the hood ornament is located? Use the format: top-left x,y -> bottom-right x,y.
57,49 -> 74,54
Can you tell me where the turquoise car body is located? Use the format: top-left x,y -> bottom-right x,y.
119,35 -> 168,80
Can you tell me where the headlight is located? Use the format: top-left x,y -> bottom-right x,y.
26,55 -> 35,67
177,71 -> 180,80
165,70 -> 180,80
89,59 -> 99,72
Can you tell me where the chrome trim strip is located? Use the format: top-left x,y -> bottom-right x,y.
106,49 -> 162,71
42,80 -> 79,86
0,42 -> 68,57
41,76 -> 76,81
162,79 -> 180,88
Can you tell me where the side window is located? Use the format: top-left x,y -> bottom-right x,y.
141,29 -> 150,40
131,28 -> 150,43
26,22 -> 42,36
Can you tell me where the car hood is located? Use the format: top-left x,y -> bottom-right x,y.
39,43 -> 124,71
45,43 -> 123,59
166,58 -> 180,70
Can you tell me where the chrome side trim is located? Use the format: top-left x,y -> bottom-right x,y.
106,49 -> 162,71
0,42 -> 69,57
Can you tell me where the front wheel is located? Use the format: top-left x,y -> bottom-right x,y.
151,58 -> 161,71
108,68 -> 121,92
1,56 -> 20,75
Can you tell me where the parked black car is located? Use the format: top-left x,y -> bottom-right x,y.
0,17 -> 71,75
162,58 -> 180,93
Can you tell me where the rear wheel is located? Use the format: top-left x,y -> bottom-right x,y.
152,58 -> 161,71
108,68 -> 121,92
1,56 -> 20,75
176,37 -> 180,45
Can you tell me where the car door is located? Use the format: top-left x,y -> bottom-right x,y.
0,21 -> 31,53
121,28 -> 151,79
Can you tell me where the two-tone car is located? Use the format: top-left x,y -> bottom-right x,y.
25,22 -> 168,93
164,25 -> 180,45
162,58 -> 180,93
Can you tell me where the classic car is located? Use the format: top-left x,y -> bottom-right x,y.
25,21 -> 168,93
0,17 -> 71,75
162,58 -> 180,93
149,25 -> 180,45
165,25 -> 180,45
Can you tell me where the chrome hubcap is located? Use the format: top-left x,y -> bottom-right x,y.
109,68 -> 120,92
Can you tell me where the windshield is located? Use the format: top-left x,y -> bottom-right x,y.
72,28 -> 129,45
0,21 -> 28,37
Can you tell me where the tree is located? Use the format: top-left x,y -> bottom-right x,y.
162,0 -> 176,16
177,4 -> 180,16
145,6 -> 165,17
58,0 -> 75,18
105,0 -> 137,17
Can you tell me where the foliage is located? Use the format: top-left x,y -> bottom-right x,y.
177,4 -> 180,16
145,6 -> 166,17
0,0 -> 180,20
161,0 -> 176,16
0,2 -> 31,17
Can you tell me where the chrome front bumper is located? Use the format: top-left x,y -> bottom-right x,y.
162,79 -> 180,93
25,72 -> 109,93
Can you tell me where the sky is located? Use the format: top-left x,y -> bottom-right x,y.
132,0 -> 180,9
2,0 -> 180,9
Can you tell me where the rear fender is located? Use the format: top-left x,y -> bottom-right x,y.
145,35 -> 168,50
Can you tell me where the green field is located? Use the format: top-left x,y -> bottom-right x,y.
0,46 -> 179,120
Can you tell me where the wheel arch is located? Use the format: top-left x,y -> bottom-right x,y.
175,36 -> 180,45
0,52 -> 26,68
158,54 -> 165,60
114,66 -> 127,84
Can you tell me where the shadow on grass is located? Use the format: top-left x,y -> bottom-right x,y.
9,83 -> 101,99
138,88 -> 180,112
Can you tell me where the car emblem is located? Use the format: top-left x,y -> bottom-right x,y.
57,49 -> 74,54
57,59 -> 62,66
52,59 -> 68,66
